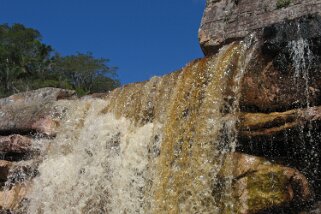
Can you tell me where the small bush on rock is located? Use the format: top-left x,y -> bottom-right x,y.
276,0 -> 291,9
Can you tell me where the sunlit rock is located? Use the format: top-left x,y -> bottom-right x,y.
0,184 -> 30,210
200,0 -> 321,54
0,88 -> 76,136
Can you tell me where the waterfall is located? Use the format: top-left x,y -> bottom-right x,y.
289,36 -> 313,108
23,40 -> 256,214
287,31 -> 320,197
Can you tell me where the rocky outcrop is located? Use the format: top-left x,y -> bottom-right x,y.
0,87 -> 76,136
217,153 -> 312,214
239,105 -> 321,137
0,88 -> 76,212
239,47 -> 321,112
200,2 -> 321,112
199,1 -> 321,212
237,16 -> 321,112
199,0 -> 321,54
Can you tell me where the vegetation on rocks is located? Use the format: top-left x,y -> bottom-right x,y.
276,0 -> 292,9
0,23 -> 120,97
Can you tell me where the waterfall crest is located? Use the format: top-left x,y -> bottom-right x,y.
25,41 -> 255,214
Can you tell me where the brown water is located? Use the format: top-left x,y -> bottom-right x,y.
25,39 -> 256,214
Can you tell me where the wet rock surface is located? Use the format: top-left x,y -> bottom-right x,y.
239,50 -> 321,112
238,17 -> 321,112
200,1 -> 321,212
0,135 -> 37,156
217,153 -> 312,214
239,17 -> 321,113
239,105 -> 321,137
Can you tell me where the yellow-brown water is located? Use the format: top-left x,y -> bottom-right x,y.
25,40 -> 256,213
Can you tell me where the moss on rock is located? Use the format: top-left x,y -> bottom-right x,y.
214,153 -> 311,214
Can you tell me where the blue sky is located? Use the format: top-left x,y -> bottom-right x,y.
0,0 -> 206,84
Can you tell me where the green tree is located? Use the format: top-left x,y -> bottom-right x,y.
0,23 -> 52,96
0,23 -> 120,97
52,52 -> 120,95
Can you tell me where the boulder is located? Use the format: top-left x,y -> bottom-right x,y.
200,1 -> 321,112
0,88 -> 76,136
199,0 -> 321,54
216,152 -> 312,214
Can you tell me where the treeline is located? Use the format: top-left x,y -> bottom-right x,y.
0,23 -> 120,97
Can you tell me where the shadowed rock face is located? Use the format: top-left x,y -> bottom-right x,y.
216,153 -> 312,214
225,14 -> 321,113
199,2 -> 321,212
199,0 -> 321,55
200,2 -> 321,114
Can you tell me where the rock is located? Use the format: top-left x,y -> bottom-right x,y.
199,0 -> 321,54
261,15 -> 321,59
240,55 -> 321,112
216,152 -> 312,214
239,105 -> 321,137
0,184 -> 29,210
0,87 -> 76,106
238,16 -> 321,112
0,135 -> 39,156
0,161 -> 12,185
6,164 -> 39,187
0,88 -> 75,136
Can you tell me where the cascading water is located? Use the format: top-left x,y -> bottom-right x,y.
287,29 -> 321,197
289,36 -> 313,108
18,39 -> 256,214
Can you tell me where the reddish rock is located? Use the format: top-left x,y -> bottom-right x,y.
239,47 -> 321,112
31,117 -> 60,137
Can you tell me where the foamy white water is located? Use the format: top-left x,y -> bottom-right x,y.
25,40 -> 256,214
27,99 -> 161,213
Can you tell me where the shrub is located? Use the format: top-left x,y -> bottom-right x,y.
276,0 -> 291,9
